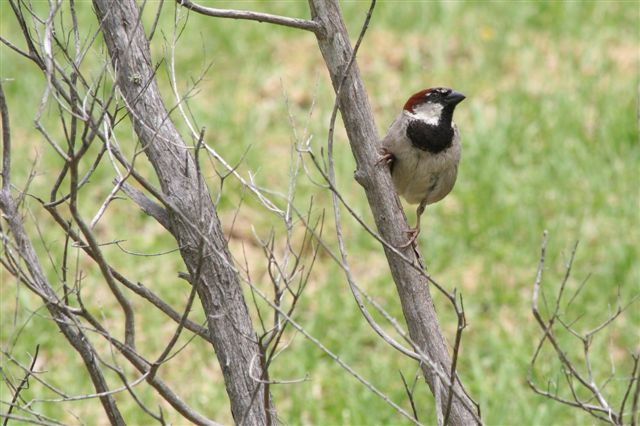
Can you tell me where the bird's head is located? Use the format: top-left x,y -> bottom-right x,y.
403,87 -> 466,125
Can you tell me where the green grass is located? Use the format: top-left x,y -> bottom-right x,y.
1,1 -> 639,425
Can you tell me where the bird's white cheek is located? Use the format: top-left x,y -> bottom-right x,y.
409,103 -> 443,125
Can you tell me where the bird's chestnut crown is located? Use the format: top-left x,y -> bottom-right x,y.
403,87 -> 465,113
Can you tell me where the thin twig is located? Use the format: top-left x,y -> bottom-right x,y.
0,82 -> 11,192
400,370 -> 420,422
3,345 -> 40,426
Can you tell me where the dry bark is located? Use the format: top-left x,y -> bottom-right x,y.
91,0 -> 273,423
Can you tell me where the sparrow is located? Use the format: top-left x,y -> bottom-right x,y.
378,87 -> 466,247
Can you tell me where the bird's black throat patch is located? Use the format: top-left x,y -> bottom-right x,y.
406,119 -> 454,154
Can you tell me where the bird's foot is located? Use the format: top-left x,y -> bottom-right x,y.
376,147 -> 394,167
398,227 -> 420,248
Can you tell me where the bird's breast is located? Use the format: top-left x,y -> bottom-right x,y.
389,132 -> 461,205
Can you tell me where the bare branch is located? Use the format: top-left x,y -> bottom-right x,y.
621,354 -> 640,423
2,345 -> 40,426
400,370 -> 421,422
0,73 -> 125,424
176,0 -> 324,35
118,180 -> 172,231
0,82 -> 10,192
78,309 -> 223,426
244,278 -> 423,426
529,231 -> 637,425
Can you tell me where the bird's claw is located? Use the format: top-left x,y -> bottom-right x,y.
398,227 -> 420,248
376,147 -> 394,167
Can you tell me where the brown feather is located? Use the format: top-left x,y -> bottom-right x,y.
402,88 -> 434,112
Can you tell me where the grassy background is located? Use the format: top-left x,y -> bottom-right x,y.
1,1 -> 638,424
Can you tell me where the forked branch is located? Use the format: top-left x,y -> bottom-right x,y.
529,231 -> 639,425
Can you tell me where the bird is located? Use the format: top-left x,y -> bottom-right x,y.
378,87 -> 466,247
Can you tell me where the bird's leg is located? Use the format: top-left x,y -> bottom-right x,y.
376,147 -> 395,167
400,199 -> 428,248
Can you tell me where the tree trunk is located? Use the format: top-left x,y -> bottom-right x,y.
308,1 -> 479,424
91,1 -> 273,423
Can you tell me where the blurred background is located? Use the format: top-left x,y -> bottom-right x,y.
1,1 -> 638,424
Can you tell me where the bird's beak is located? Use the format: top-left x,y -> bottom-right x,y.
445,91 -> 466,106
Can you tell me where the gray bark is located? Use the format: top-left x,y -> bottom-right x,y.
308,1 -> 479,424
91,1 -> 272,423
